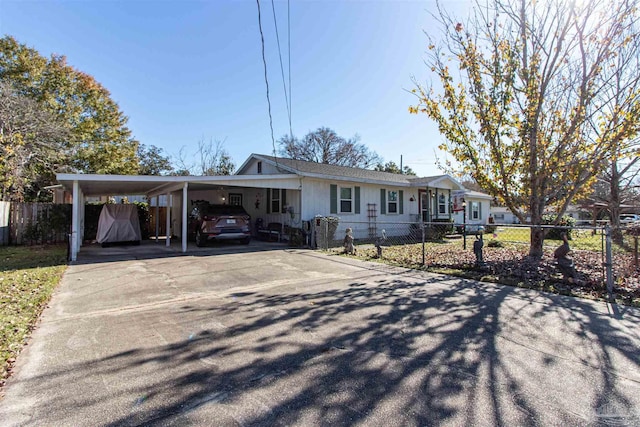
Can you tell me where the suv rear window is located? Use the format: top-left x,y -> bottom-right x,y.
203,204 -> 248,216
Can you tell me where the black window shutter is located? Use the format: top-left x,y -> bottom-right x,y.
354,186 -> 360,214
330,184 -> 337,214
266,189 -> 271,214
380,189 -> 386,215
399,190 -> 404,214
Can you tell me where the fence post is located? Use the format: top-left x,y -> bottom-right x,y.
324,217 -> 329,250
421,222 -> 425,266
604,225 -> 614,302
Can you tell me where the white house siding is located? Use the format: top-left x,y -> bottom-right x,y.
451,198 -> 492,226
301,178 -> 417,240
184,185 -> 301,232
490,207 -> 520,224
249,187 -> 302,230
242,158 -> 296,175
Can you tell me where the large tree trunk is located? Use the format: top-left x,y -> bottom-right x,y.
529,226 -> 545,258
528,121 -> 545,258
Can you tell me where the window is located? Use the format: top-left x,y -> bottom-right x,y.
257,161 -> 262,174
271,189 -> 280,213
340,187 -> 353,213
387,191 -> 398,214
494,213 -> 505,220
471,201 -> 481,220
438,194 -> 446,214
229,193 -> 243,206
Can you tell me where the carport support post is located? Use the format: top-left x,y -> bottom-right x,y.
155,196 -> 159,243
71,180 -> 80,261
166,193 -> 171,247
182,183 -> 188,253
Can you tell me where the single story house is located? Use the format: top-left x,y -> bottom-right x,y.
491,204 -> 594,225
56,153 -> 493,260
235,155 -> 493,239
490,206 -> 521,224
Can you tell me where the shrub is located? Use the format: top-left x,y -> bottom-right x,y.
133,201 -> 150,240
22,204 -> 72,244
484,224 -> 497,233
427,219 -> 454,241
487,239 -> 504,248
84,204 -> 104,241
542,214 -> 576,240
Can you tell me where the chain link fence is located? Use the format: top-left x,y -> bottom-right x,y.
313,217 -> 640,304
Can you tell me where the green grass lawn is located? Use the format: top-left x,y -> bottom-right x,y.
485,226 -> 634,253
335,225 -> 639,306
0,245 -> 67,387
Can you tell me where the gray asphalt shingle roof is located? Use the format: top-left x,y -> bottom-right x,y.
252,154 -> 450,186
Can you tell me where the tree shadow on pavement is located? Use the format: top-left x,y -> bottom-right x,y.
9,268 -> 640,426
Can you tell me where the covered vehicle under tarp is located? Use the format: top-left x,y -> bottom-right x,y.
96,204 -> 141,245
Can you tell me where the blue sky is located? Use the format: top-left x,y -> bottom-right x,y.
1,0 -> 472,177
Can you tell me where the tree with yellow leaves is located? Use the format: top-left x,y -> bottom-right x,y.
411,0 -> 640,257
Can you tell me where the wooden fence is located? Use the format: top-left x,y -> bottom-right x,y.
1,202 -> 71,245
0,202 -> 167,246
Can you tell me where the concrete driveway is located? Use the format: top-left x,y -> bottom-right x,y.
1,245 -> 639,426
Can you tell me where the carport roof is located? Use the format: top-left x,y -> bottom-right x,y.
55,173 -> 300,197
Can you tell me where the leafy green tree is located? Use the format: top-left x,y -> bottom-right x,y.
279,127 -> 381,169
374,161 -> 416,175
137,144 -> 173,176
411,0 -> 640,257
0,36 -> 139,198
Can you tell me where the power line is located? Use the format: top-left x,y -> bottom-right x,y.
255,0 -> 277,159
287,0 -> 292,139
270,0 -> 292,139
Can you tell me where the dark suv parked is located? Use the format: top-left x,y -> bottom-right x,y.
189,203 -> 251,246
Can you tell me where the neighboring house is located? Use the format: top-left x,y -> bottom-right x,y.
491,204 -> 593,225
553,204 -> 592,225
490,206 -> 521,224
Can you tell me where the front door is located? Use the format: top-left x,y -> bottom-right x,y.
419,190 -> 430,222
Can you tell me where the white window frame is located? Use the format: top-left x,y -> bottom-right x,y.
339,186 -> 353,213
471,201 -> 481,220
438,193 -> 447,214
229,193 -> 242,206
387,190 -> 398,214
271,188 -> 281,213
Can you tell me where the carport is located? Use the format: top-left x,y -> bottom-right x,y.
55,173 -> 302,261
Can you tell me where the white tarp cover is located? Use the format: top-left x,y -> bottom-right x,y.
96,204 -> 141,244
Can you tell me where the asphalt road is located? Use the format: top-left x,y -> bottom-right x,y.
1,242 -> 639,426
